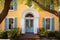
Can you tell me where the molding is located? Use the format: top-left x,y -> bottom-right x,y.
44,16 -> 53,19
21,8 -> 39,18
20,8 -> 39,34
9,10 -> 15,12
7,16 -> 15,19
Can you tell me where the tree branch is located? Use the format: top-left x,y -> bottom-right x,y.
0,0 -> 12,24
33,0 -> 60,17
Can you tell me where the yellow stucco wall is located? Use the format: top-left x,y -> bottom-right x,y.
0,0 -> 59,31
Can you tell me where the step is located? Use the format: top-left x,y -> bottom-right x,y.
20,34 -> 40,40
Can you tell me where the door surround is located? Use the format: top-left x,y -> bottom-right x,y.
20,8 -> 39,34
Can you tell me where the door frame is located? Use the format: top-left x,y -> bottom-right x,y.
20,8 -> 39,34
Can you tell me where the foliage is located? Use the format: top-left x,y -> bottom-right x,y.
10,0 -> 17,6
0,28 -> 20,39
0,31 -> 8,39
47,31 -> 56,38
38,28 -> 48,38
26,0 -> 32,7
54,31 -> 60,39
38,28 -> 60,39
0,0 -> 4,10
7,28 -> 20,39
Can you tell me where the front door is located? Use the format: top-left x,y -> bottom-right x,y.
25,19 -> 33,33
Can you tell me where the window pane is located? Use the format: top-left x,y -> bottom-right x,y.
9,18 -> 13,29
30,19 -> 33,27
25,19 -> 29,28
46,18 -> 50,30
25,13 -> 34,17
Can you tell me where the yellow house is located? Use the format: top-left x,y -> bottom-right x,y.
0,0 -> 59,34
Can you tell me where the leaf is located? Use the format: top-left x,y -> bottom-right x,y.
26,0 -> 32,7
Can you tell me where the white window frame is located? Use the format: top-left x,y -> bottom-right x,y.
6,17 -> 15,30
44,16 -> 53,31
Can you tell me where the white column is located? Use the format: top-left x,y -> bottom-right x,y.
34,18 -> 38,34
21,18 -> 25,34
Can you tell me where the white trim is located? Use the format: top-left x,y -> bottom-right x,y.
21,8 -> 39,18
44,16 -> 53,18
20,8 -> 39,34
7,16 -> 15,18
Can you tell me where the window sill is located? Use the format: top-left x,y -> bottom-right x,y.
9,10 -> 15,12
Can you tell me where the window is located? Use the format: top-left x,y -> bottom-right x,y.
25,13 -> 34,28
46,18 -> 50,30
25,13 -> 34,17
25,19 -> 33,28
9,18 -> 14,29
43,18 -> 54,31
50,0 -> 54,10
10,0 -> 17,10
5,18 -> 17,30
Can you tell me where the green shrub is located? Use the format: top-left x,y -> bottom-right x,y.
7,28 -> 20,39
54,31 -> 60,39
38,28 -> 48,38
0,31 -> 8,39
38,28 -> 60,39
48,31 -> 55,38
47,31 -> 60,38
0,28 -> 20,39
